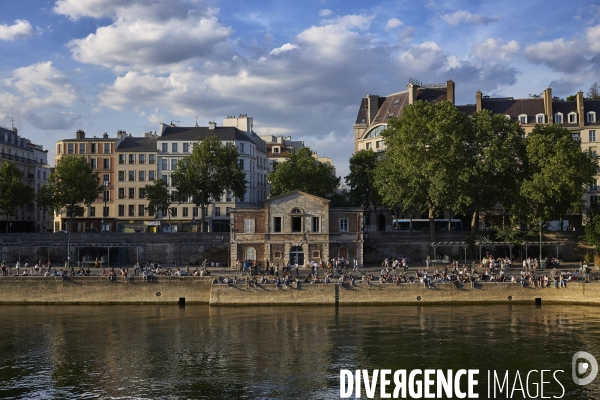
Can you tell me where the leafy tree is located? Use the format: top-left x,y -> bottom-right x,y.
171,136 -> 246,232
566,94 -> 577,101
345,149 -> 382,213
0,163 -> 34,232
328,187 -> 353,207
143,178 -> 173,229
587,82 -> 600,99
584,203 -> 600,250
269,147 -> 340,198
519,124 -> 597,226
463,110 -> 527,232
40,156 -> 102,232
374,101 -> 474,241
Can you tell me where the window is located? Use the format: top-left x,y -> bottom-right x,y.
215,207 -> 221,217
129,171 -> 135,181
67,143 -> 74,154
244,218 -> 255,233
172,143 -> 178,152
118,154 -> 125,164
312,217 -> 320,232
90,159 -> 97,169
161,159 -> 168,171
171,207 -> 178,217
339,219 -> 349,232
590,146 -> 597,158
591,180 -> 598,191
573,133 -> 581,141
183,143 -> 189,152
118,171 -> 125,181
292,216 -> 302,232
171,159 -> 177,170
103,174 -> 109,184
536,114 -> 545,123
89,207 -> 96,217
139,171 -> 145,181
518,114 -> 527,124
149,154 -> 155,164
129,154 -> 135,164
246,247 -> 256,261
128,205 -> 135,216
129,188 -> 135,199
91,143 -> 97,153
569,113 -> 577,123
588,112 -> 596,123
118,188 -> 125,199
118,205 -> 125,216
591,196 -> 598,205
193,207 -> 198,217
104,143 -> 110,153
79,143 -> 85,153
238,159 -> 244,170
103,158 -> 110,169
138,205 -> 145,216
161,143 -> 168,153
273,216 -> 282,232
149,170 -> 155,181
555,113 -> 563,123
139,154 -> 145,164
226,207 -> 230,216
590,130 -> 596,142
161,175 -> 167,183
181,207 -> 188,217
365,142 -> 371,150
239,143 -> 245,153
139,188 -> 145,199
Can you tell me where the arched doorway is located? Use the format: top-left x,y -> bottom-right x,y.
378,214 -> 386,231
289,246 -> 304,266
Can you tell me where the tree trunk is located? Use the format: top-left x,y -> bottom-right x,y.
471,208 -> 479,234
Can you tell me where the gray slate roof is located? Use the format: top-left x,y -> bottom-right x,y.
116,136 -> 157,152
159,126 -> 253,142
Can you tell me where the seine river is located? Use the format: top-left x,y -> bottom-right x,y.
1,304 -> 600,399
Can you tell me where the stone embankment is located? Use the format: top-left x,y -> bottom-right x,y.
1,277 -> 599,306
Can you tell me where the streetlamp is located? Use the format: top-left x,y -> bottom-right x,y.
102,180 -> 108,232
539,219 -> 543,270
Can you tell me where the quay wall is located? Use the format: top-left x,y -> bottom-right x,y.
2,277 -> 598,305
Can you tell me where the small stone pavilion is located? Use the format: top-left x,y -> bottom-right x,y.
230,190 -> 364,267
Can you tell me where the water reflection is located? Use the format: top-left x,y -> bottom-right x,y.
0,305 -> 599,399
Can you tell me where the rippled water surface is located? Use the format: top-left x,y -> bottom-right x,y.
1,305 -> 600,399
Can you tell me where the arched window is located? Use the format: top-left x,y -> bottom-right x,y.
246,247 -> 256,261
291,207 -> 303,214
363,125 -> 387,139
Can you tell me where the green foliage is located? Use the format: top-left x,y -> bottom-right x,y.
41,156 -> 102,231
519,124 -> 597,223
566,95 -> 576,101
345,149 -> 382,210
171,136 -> 246,232
143,178 -> 172,219
0,162 -> 34,231
584,203 -> 600,249
268,147 -> 340,198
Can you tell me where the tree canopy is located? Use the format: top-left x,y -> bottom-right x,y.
171,136 -> 246,232
345,149 -> 382,212
0,162 -> 34,232
143,178 -> 173,228
268,147 -> 340,198
39,156 -> 102,232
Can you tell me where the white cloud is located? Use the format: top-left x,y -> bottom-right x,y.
385,18 -> 403,31
270,43 -> 299,56
524,38 -> 587,73
318,9 -> 333,17
440,10 -> 498,25
588,25 -> 600,52
54,0 -> 201,21
0,20 -> 35,41
471,39 -> 520,63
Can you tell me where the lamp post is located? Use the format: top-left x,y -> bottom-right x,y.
539,219 -> 543,270
102,180 -> 108,232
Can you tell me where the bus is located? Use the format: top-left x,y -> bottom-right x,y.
393,219 -> 464,232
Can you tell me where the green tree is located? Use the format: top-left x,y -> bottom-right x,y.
374,101 -> 474,241
171,136 -> 246,232
0,162 -> 34,232
584,203 -> 600,250
463,110 -> 527,232
143,178 -> 173,230
268,147 -> 340,198
345,149 -> 382,213
519,124 -> 597,226
39,156 -> 102,232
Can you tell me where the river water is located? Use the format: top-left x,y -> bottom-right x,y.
1,304 -> 599,399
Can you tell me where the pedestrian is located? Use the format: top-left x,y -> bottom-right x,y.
15,261 -> 20,276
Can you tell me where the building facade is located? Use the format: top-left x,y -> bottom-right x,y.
230,190 -> 363,267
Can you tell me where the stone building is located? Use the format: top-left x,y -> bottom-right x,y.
230,190 -> 363,267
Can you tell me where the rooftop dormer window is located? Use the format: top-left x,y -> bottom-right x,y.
588,111 -> 597,123
518,114 -> 527,124
568,112 -> 577,123
554,112 -> 563,123
536,114 -> 545,124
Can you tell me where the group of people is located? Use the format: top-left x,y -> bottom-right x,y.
1,260 -> 53,276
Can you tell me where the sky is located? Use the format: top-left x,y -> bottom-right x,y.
1,0 -> 600,179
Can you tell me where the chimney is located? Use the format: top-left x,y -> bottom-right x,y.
476,91 -> 482,112
208,121 -> 216,130
103,132 -> 109,139
75,129 -> 85,140
577,90 -> 585,127
159,123 -> 168,136
407,84 -> 417,105
446,80 -> 455,104
543,87 -> 553,122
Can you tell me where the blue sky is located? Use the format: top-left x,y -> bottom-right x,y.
1,0 -> 600,178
